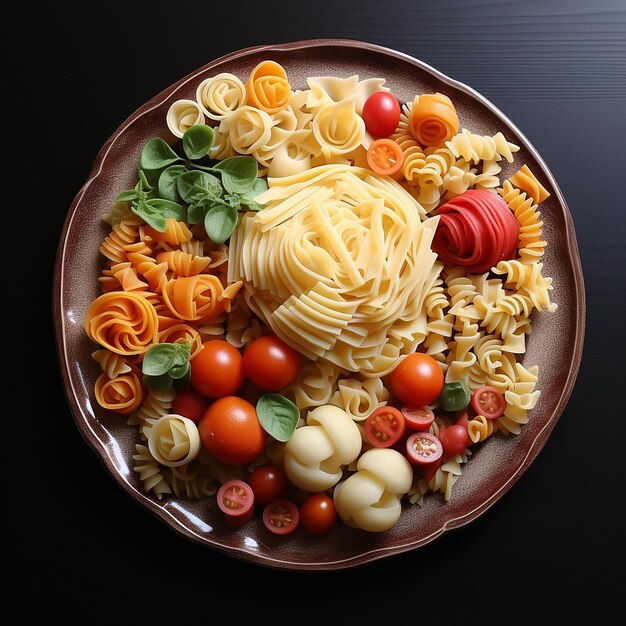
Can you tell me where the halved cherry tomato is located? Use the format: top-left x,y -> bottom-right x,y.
471,385 -> 506,420
364,405 -> 406,448
441,424 -> 471,457
401,405 -> 435,431
217,479 -> 254,527
362,91 -> 401,137
262,499 -> 300,535
243,334 -> 301,392
405,432 -> 443,466
248,464 -> 287,506
299,493 -> 337,535
366,138 -> 404,176
388,352 -> 444,407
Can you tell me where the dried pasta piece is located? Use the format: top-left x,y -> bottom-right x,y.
509,164 -> 550,204
220,105 -> 273,154
155,250 -> 211,276
446,129 -> 519,163
147,414 -> 201,467
467,414 -> 498,443
94,367 -> 145,415
196,72 -> 247,121
330,376 -> 389,422
85,290 -> 159,356
142,219 -> 193,246
166,99 -> 205,138
99,216 -> 143,262
312,99 -> 366,160
245,60 -> 291,114
91,349 -> 131,378
409,93 -> 459,147
162,275 -> 242,321
132,444 -> 172,499
128,387 -> 176,440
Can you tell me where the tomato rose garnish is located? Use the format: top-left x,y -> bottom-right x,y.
431,189 -> 520,273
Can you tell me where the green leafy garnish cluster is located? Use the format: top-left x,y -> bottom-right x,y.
115,125 -> 267,244
142,342 -> 192,392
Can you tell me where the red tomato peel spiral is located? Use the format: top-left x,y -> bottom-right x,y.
432,189 -> 519,273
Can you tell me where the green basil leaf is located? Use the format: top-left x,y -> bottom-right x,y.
169,361 -> 190,380
172,341 -> 191,367
172,367 -> 191,391
204,202 -> 238,244
438,380 -> 471,412
115,189 -> 139,203
138,169 -> 155,192
131,200 -> 167,231
145,198 -> 186,221
182,124 -> 215,160
158,165 -> 187,202
143,373 -> 173,392
256,393 -> 300,442
223,193 -> 242,208
140,137 -> 183,171
238,177 -> 268,211
142,343 -> 179,376
177,170 -> 222,204
212,156 -> 258,194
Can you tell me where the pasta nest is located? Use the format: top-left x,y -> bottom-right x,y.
228,164 -> 443,377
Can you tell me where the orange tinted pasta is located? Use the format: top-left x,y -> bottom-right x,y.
161,275 -> 242,321
143,218 -> 193,246
94,367 -> 145,415
245,60 -> 292,114
157,323 -> 203,359
84,290 -> 159,355
409,93 -> 459,147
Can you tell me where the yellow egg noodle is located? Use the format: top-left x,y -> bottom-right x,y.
86,65 -> 558,534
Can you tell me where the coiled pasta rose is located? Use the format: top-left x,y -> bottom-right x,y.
245,60 -> 292,114
432,189 -> 520,273
85,291 -> 159,356
94,366 -> 145,415
409,93 -> 459,147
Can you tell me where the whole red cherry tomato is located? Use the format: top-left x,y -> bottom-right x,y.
362,91 -> 401,137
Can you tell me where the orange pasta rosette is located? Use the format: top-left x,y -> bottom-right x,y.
85,291 -> 159,356
94,365 -> 145,415
161,275 -> 243,322
409,93 -> 459,147
245,60 -> 292,114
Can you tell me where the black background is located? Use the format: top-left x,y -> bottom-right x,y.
4,0 -> 625,622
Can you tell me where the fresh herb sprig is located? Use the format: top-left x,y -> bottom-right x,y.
141,342 -> 192,392
115,125 -> 267,244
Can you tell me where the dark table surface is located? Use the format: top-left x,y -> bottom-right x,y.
5,0 -> 625,622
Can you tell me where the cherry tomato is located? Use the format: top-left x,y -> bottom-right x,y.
454,411 -> 470,428
364,405 -> 406,448
405,432 -> 443,467
243,334 -> 301,391
172,386 -> 209,423
190,340 -> 244,399
248,464 -> 287,506
217,479 -> 255,527
299,493 -> 337,535
198,396 -> 267,466
262,499 -> 300,535
362,91 -> 401,137
401,405 -> 435,431
366,138 -> 404,176
388,353 -> 444,407
441,424 -> 471,457
471,385 -> 506,419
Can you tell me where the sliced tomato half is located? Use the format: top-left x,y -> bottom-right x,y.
366,138 -> 404,176
401,405 -> 435,431
405,432 -> 443,466
365,405 -> 406,448
263,499 -> 300,536
471,385 -> 506,419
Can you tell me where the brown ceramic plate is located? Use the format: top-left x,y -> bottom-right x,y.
54,39 -> 585,570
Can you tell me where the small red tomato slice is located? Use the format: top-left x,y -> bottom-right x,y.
470,386 -> 506,420
217,479 -> 254,527
364,406 -> 406,448
263,499 -> 300,535
405,432 -> 443,466
401,405 -> 435,431
366,138 -> 404,176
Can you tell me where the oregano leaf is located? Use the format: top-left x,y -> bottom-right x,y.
204,202 -> 238,244
140,137 -> 183,170
212,156 -> 258,194
182,124 -> 214,160
142,343 -> 179,376
158,165 -> 187,202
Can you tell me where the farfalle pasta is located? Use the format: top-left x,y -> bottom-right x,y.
84,64 -> 560,534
